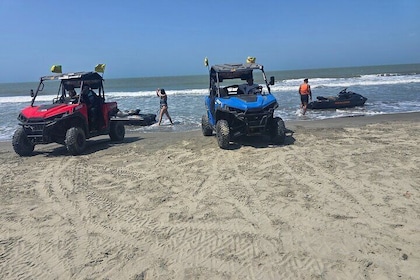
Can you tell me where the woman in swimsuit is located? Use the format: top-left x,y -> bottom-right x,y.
156,88 -> 173,125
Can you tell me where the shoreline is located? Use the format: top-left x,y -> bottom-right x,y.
286,111 -> 420,129
1,111 -> 419,279
1,111 -> 419,148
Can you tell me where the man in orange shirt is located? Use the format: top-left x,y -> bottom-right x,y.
299,78 -> 312,115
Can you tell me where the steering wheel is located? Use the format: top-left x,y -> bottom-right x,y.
69,97 -> 79,104
249,86 -> 263,94
55,96 -> 65,104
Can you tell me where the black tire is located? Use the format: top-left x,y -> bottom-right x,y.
65,127 -> 86,155
215,119 -> 230,149
12,127 -> 34,156
109,121 -> 125,141
271,117 -> 286,145
201,114 -> 213,136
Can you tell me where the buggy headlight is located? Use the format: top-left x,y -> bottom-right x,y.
17,113 -> 27,122
45,113 -> 67,122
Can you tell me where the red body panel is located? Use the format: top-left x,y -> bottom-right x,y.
21,103 -> 77,119
101,101 -> 117,127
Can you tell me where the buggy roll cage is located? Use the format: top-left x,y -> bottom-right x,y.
31,72 -> 105,106
209,63 -> 274,97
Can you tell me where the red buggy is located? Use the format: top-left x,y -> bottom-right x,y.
13,70 -> 125,156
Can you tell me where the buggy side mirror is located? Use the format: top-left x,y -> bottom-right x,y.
269,76 -> 275,86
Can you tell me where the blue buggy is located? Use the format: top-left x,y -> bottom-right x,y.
202,63 -> 286,149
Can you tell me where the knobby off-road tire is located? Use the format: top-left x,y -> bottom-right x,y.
271,117 -> 286,145
215,119 -> 230,149
65,127 -> 86,155
109,121 -> 125,141
201,114 -> 213,136
12,127 -> 34,156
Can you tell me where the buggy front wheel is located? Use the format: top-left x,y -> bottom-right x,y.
65,127 -> 86,155
201,114 -> 213,136
270,117 -> 286,145
215,119 -> 230,149
12,127 -> 34,156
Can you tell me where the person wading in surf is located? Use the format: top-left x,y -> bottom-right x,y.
299,78 -> 312,115
156,88 -> 174,125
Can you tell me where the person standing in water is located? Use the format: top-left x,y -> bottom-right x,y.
156,88 -> 174,125
298,78 -> 312,115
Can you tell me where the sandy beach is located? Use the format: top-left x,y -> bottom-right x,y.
0,112 -> 419,279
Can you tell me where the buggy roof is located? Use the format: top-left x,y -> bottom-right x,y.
41,71 -> 103,82
210,63 -> 264,81
41,72 -> 104,90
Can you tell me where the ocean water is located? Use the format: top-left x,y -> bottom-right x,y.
0,63 -> 419,141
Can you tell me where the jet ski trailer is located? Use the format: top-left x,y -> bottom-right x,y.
113,109 -> 156,126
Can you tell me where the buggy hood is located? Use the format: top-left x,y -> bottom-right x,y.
217,94 -> 278,111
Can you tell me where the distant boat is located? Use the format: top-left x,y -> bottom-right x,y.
113,109 -> 156,126
307,88 -> 367,110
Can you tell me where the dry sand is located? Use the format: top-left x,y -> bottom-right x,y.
0,113 -> 419,279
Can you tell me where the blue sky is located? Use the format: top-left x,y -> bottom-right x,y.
0,0 -> 419,83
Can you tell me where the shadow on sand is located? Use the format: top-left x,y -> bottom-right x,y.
31,136 -> 143,157
223,128 -> 295,150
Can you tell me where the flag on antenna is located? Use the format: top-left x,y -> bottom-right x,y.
95,64 -> 106,73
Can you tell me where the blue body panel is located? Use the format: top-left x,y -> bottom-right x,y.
218,94 -> 277,111
205,94 -> 277,126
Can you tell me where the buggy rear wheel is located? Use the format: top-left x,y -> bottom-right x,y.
216,119 -> 230,149
201,114 -> 213,136
109,121 -> 125,141
65,127 -> 86,155
12,127 -> 34,156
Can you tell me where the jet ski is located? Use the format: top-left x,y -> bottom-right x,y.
307,88 -> 367,109
113,109 -> 156,126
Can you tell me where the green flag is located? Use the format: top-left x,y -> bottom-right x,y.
95,64 -> 106,73
50,65 -> 62,73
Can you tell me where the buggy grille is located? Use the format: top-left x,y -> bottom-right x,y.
22,121 -> 47,143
